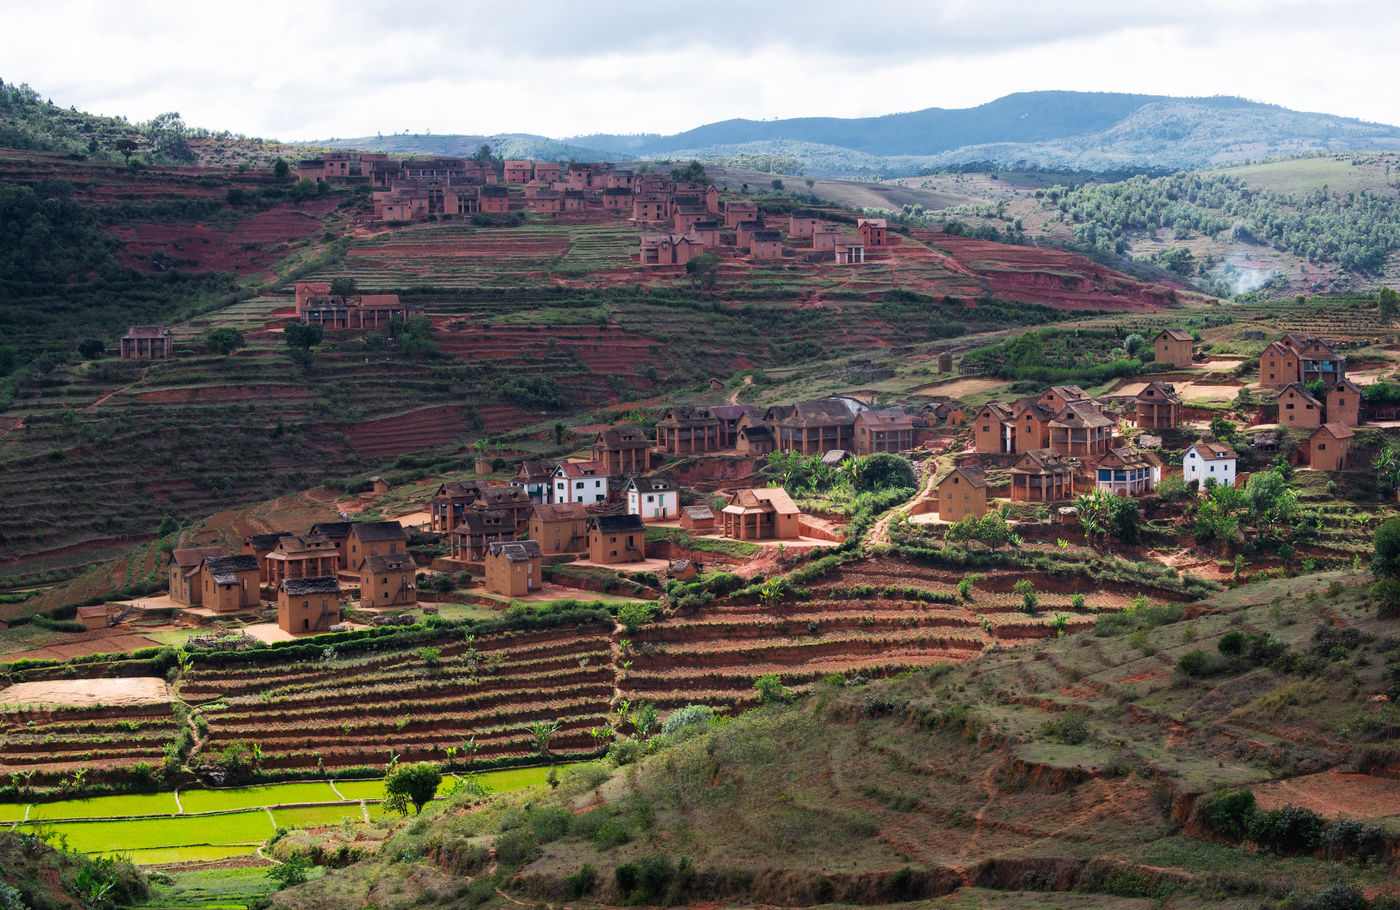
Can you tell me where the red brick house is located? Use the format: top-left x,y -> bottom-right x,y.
811,223 -> 841,252
479,185 -> 511,214
750,229 -> 784,260
1326,378 -> 1362,427
593,426 -> 650,474
721,488 -> 800,540
533,161 -> 562,184
1048,401 -> 1114,457
857,218 -> 888,246
529,502 -> 590,555
633,193 -> 671,222
973,402 -> 1017,454
833,239 -> 865,264
853,409 -> 914,454
450,509 -> 516,560
1153,329 -> 1193,367
938,465 -> 988,521
767,398 -> 865,454
265,534 -> 340,588
724,200 -> 758,228
503,160 -> 533,183
587,514 -> 646,564
1009,449 -> 1075,502
1278,382 -> 1323,429
656,407 -> 722,454
1135,381 -> 1182,430
120,326 -> 173,360
789,213 -> 822,237
641,233 -> 703,266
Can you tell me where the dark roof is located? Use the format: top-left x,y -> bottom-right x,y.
627,474 -> 677,493
488,540 -> 543,562
942,465 -> 988,489
455,510 -> 514,534
1136,381 -> 1181,403
124,325 -> 170,338
204,554 -> 259,574
658,407 -> 719,429
244,532 -> 288,551
281,576 -> 341,596
350,521 -> 408,542
1280,381 -> 1322,406
480,185 -> 510,196
310,521 -> 352,540
591,514 -> 646,534
533,502 -> 589,522
710,404 -> 758,421
751,230 -> 783,242
362,553 -> 416,573
775,397 -> 864,428
596,425 -> 649,448
739,424 -> 773,441
478,487 -> 531,507
515,459 -> 559,481
1012,449 -> 1075,474
170,546 -> 223,569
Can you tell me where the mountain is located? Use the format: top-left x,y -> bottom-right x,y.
569,91 -> 1400,175
309,133 -> 630,163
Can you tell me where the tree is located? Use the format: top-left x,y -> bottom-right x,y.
1380,286 -> 1399,323
267,852 -> 311,888
669,160 -> 708,184
1373,517 -> 1400,580
204,327 -> 245,355
685,253 -> 719,290
1209,415 -> 1240,446
854,452 -> 916,492
1123,333 -> 1145,357
384,761 -> 442,815
272,158 -> 290,180
283,322 -> 323,350
76,338 -> 104,360
114,137 -> 139,163
754,673 -> 789,705
329,277 -> 357,298
770,179 -> 784,192
530,719 -> 561,756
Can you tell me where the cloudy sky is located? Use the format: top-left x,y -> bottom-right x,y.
6,0 -> 1399,140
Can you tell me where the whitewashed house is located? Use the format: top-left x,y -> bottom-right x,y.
552,461 -> 609,505
1183,442 -> 1237,489
625,475 -> 680,521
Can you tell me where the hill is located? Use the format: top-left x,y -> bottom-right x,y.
568,92 -> 1400,176
274,571 -> 1400,909
308,133 -> 630,164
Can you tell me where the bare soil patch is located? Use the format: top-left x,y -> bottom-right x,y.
1253,771 -> 1400,820
0,677 -> 171,708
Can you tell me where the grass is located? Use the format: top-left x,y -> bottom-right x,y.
271,804 -> 367,828
22,791 -> 179,821
27,809 -> 275,853
331,778 -> 384,801
179,781 -> 341,813
143,864 -> 311,907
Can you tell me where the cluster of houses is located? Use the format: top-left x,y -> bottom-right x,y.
167,519 -> 415,635
652,396 -> 913,458
639,196 -> 886,266
291,282 -> 423,329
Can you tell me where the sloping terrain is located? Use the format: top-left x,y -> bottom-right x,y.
276,572 -> 1400,909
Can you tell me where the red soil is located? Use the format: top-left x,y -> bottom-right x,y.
343,403 -> 537,459
110,203 -> 334,275
1252,771 -> 1400,820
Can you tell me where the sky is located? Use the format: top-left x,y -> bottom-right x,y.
6,0 -> 1400,141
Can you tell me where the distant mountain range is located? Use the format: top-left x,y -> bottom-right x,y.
314,91 -> 1400,177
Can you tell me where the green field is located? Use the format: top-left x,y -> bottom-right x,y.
272,804 -> 367,828
179,781 -> 341,814
21,791 -> 179,821
32,810 -> 275,853
330,778 -> 384,801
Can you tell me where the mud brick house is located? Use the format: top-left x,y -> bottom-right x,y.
1013,399 -> 1055,451
295,282 -> 331,311
735,220 -> 765,248
278,576 -> 341,635
299,292 -> 422,330
602,187 -> 633,211
588,514 -> 646,564
656,407 -> 722,455
673,204 -> 709,232
553,461 -> 609,504
1009,449 -> 1076,502
633,193 -> 672,222
512,460 -> 558,504
450,509 -> 516,560
1279,382 -> 1324,430
1135,381 -> 1183,430
485,540 -> 543,596
430,481 -> 490,531
680,504 -> 717,531
1039,385 -> 1089,412
529,502 -> 590,555
567,163 -> 603,189
1093,447 -> 1160,497
721,488 -> 800,540
479,185 -> 511,213
346,521 -> 408,569
593,427 -> 650,475
857,218 -> 888,246
724,200 -> 758,228
626,475 -> 680,521
854,409 -> 914,454
265,534 -> 340,588
736,422 -> 775,456
475,487 -> 534,531
604,169 -> 636,190
767,397 -> 867,454
1287,333 -> 1347,386
751,230 -> 785,260
358,553 -> 417,608
524,191 -> 563,214
242,532 -> 290,584
1259,341 -> 1300,389
789,213 -> 822,237
504,160 -> 533,183
1326,378 -> 1363,427
534,161 -> 562,183
310,521 -> 353,567
691,220 -> 720,248
937,465 -> 988,521
562,189 -> 588,212
1049,401 -> 1114,458
973,402 -> 1018,454
1184,442 -> 1237,488
640,233 -> 703,266
1310,423 -> 1355,471
1153,329 -> 1194,367
168,547 -> 224,605
812,223 -> 841,252
120,326 -> 173,360
834,239 -> 865,264
711,405 -> 759,447
199,555 -> 262,613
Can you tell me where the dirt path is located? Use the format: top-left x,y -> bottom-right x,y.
726,374 -> 753,405
863,462 -> 938,549
85,366 -> 149,412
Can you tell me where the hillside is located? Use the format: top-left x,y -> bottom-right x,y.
569,92 -> 1400,176
275,572 -> 1400,909
309,133 -> 630,163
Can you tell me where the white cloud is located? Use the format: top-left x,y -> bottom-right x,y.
3,0 -> 1398,139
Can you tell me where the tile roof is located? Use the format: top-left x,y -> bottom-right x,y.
1157,328 -> 1193,342
1191,442 -> 1237,460
362,553 -> 416,573
591,514 -> 646,534
533,502 -> 589,522
488,540 -> 543,562
170,547 -> 224,569
350,521 -> 408,542
281,576 -> 341,596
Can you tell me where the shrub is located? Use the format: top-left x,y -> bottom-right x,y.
566,865 -> 598,899
1177,649 -> 1232,678
660,704 -> 713,736
493,827 -> 538,869
1052,710 -> 1091,745
267,852 -> 311,888
754,673 -> 789,705
618,600 -> 658,634
384,761 -> 442,815
1249,805 -> 1327,855
1196,788 -> 1257,841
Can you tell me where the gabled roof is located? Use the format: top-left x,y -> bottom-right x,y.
1329,378 -> 1363,395
1012,398 -> 1055,421
940,465 -> 987,489
533,502 -> 589,523
857,217 -> 888,229
682,504 -> 715,521
855,408 -> 914,430
433,480 -> 488,500
738,424 -> 773,441
454,509 -> 513,535
774,397 -> 866,428
1136,381 -> 1181,403
170,546 -> 224,569
244,532 -> 289,551
658,407 -> 719,429
349,521 -> 407,543
1280,382 -> 1322,406
626,474 -> 677,494
272,533 -> 338,557
1049,400 -> 1114,429
361,553 -> 415,574
1097,446 -> 1155,470
596,425 -> 649,448
487,540 -> 543,562
1189,442 -> 1237,460
1011,449 -> 1075,474
281,576 -> 341,596
591,514 -> 646,534
1047,385 -> 1089,401
977,401 -> 1015,421
1156,328 -> 1193,342
124,325 -> 170,338
555,460 -> 608,479
751,230 -> 783,243
478,487 -> 531,507
710,404 -> 758,421
514,459 -> 559,482
310,521 -> 352,540
724,487 -> 799,515
203,554 -> 259,575
1315,422 -> 1355,440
